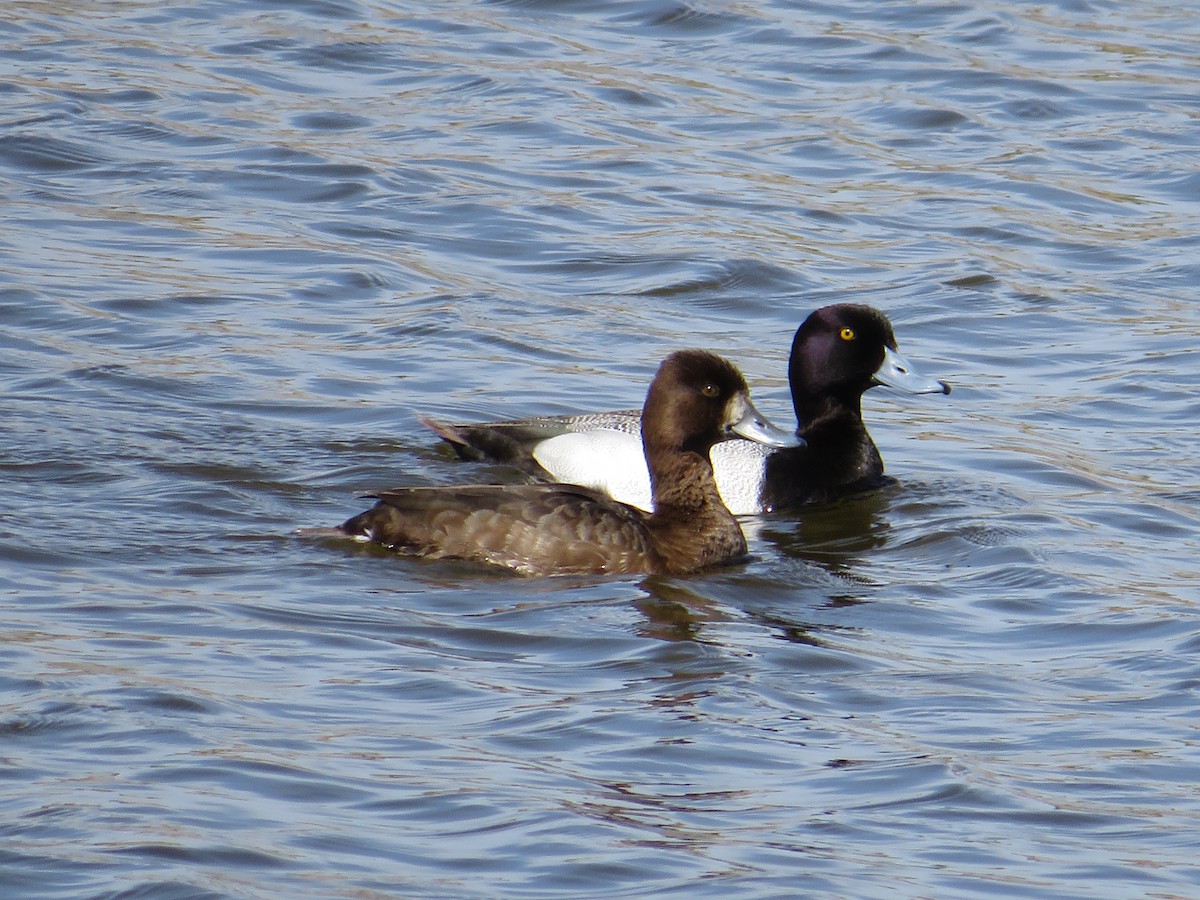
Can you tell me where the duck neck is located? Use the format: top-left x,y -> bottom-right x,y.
792,388 -> 864,430
647,447 -> 725,513
644,445 -> 747,575
784,390 -> 882,498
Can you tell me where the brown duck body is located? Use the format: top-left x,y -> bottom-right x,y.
341,479 -> 742,577
337,350 -> 796,576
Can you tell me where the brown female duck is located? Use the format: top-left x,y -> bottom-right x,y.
337,349 -> 799,576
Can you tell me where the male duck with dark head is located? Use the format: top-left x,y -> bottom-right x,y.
760,302 -> 949,509
337,350 -> 800,577
424,304 -> 950,515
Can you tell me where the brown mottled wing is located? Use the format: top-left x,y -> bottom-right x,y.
340,483 -> 658,577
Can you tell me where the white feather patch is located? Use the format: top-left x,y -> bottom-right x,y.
710,440 -> 769,516
532,429 -> 771,516
533,429 -> 654,512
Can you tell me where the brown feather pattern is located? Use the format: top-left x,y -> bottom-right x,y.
337,350 -> 752,576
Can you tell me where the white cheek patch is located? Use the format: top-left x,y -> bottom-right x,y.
534,429 -> 654,512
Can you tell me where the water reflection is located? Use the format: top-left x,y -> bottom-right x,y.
633,580 -> 731,644
760,486 -> 896,569
635,570 -> 868,650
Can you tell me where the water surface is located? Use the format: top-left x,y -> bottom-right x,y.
2,1 -> 1199,897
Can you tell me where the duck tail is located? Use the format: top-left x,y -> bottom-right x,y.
419,415 -> 487,461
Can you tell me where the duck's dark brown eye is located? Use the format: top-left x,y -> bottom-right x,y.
701,383 -> 720,398
840,327 -> 856,341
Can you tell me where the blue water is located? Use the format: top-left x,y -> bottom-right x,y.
2,1 -> 1199,897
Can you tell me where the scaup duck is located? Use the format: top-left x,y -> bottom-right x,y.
338,349 -> 800,576
424,304 -> 949,514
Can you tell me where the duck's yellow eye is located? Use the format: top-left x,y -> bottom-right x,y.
701,383 -> 720,398
840,327 -> 856,341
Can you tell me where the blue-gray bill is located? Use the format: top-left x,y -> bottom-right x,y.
728,395 -> 805,448
874,346 -> 951,395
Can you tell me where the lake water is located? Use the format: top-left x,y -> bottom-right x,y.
2,1 -> 1199,897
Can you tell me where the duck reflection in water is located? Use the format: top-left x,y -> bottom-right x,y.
630,488 -> 896,646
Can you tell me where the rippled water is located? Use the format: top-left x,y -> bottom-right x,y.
3,1 -> 1199,897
